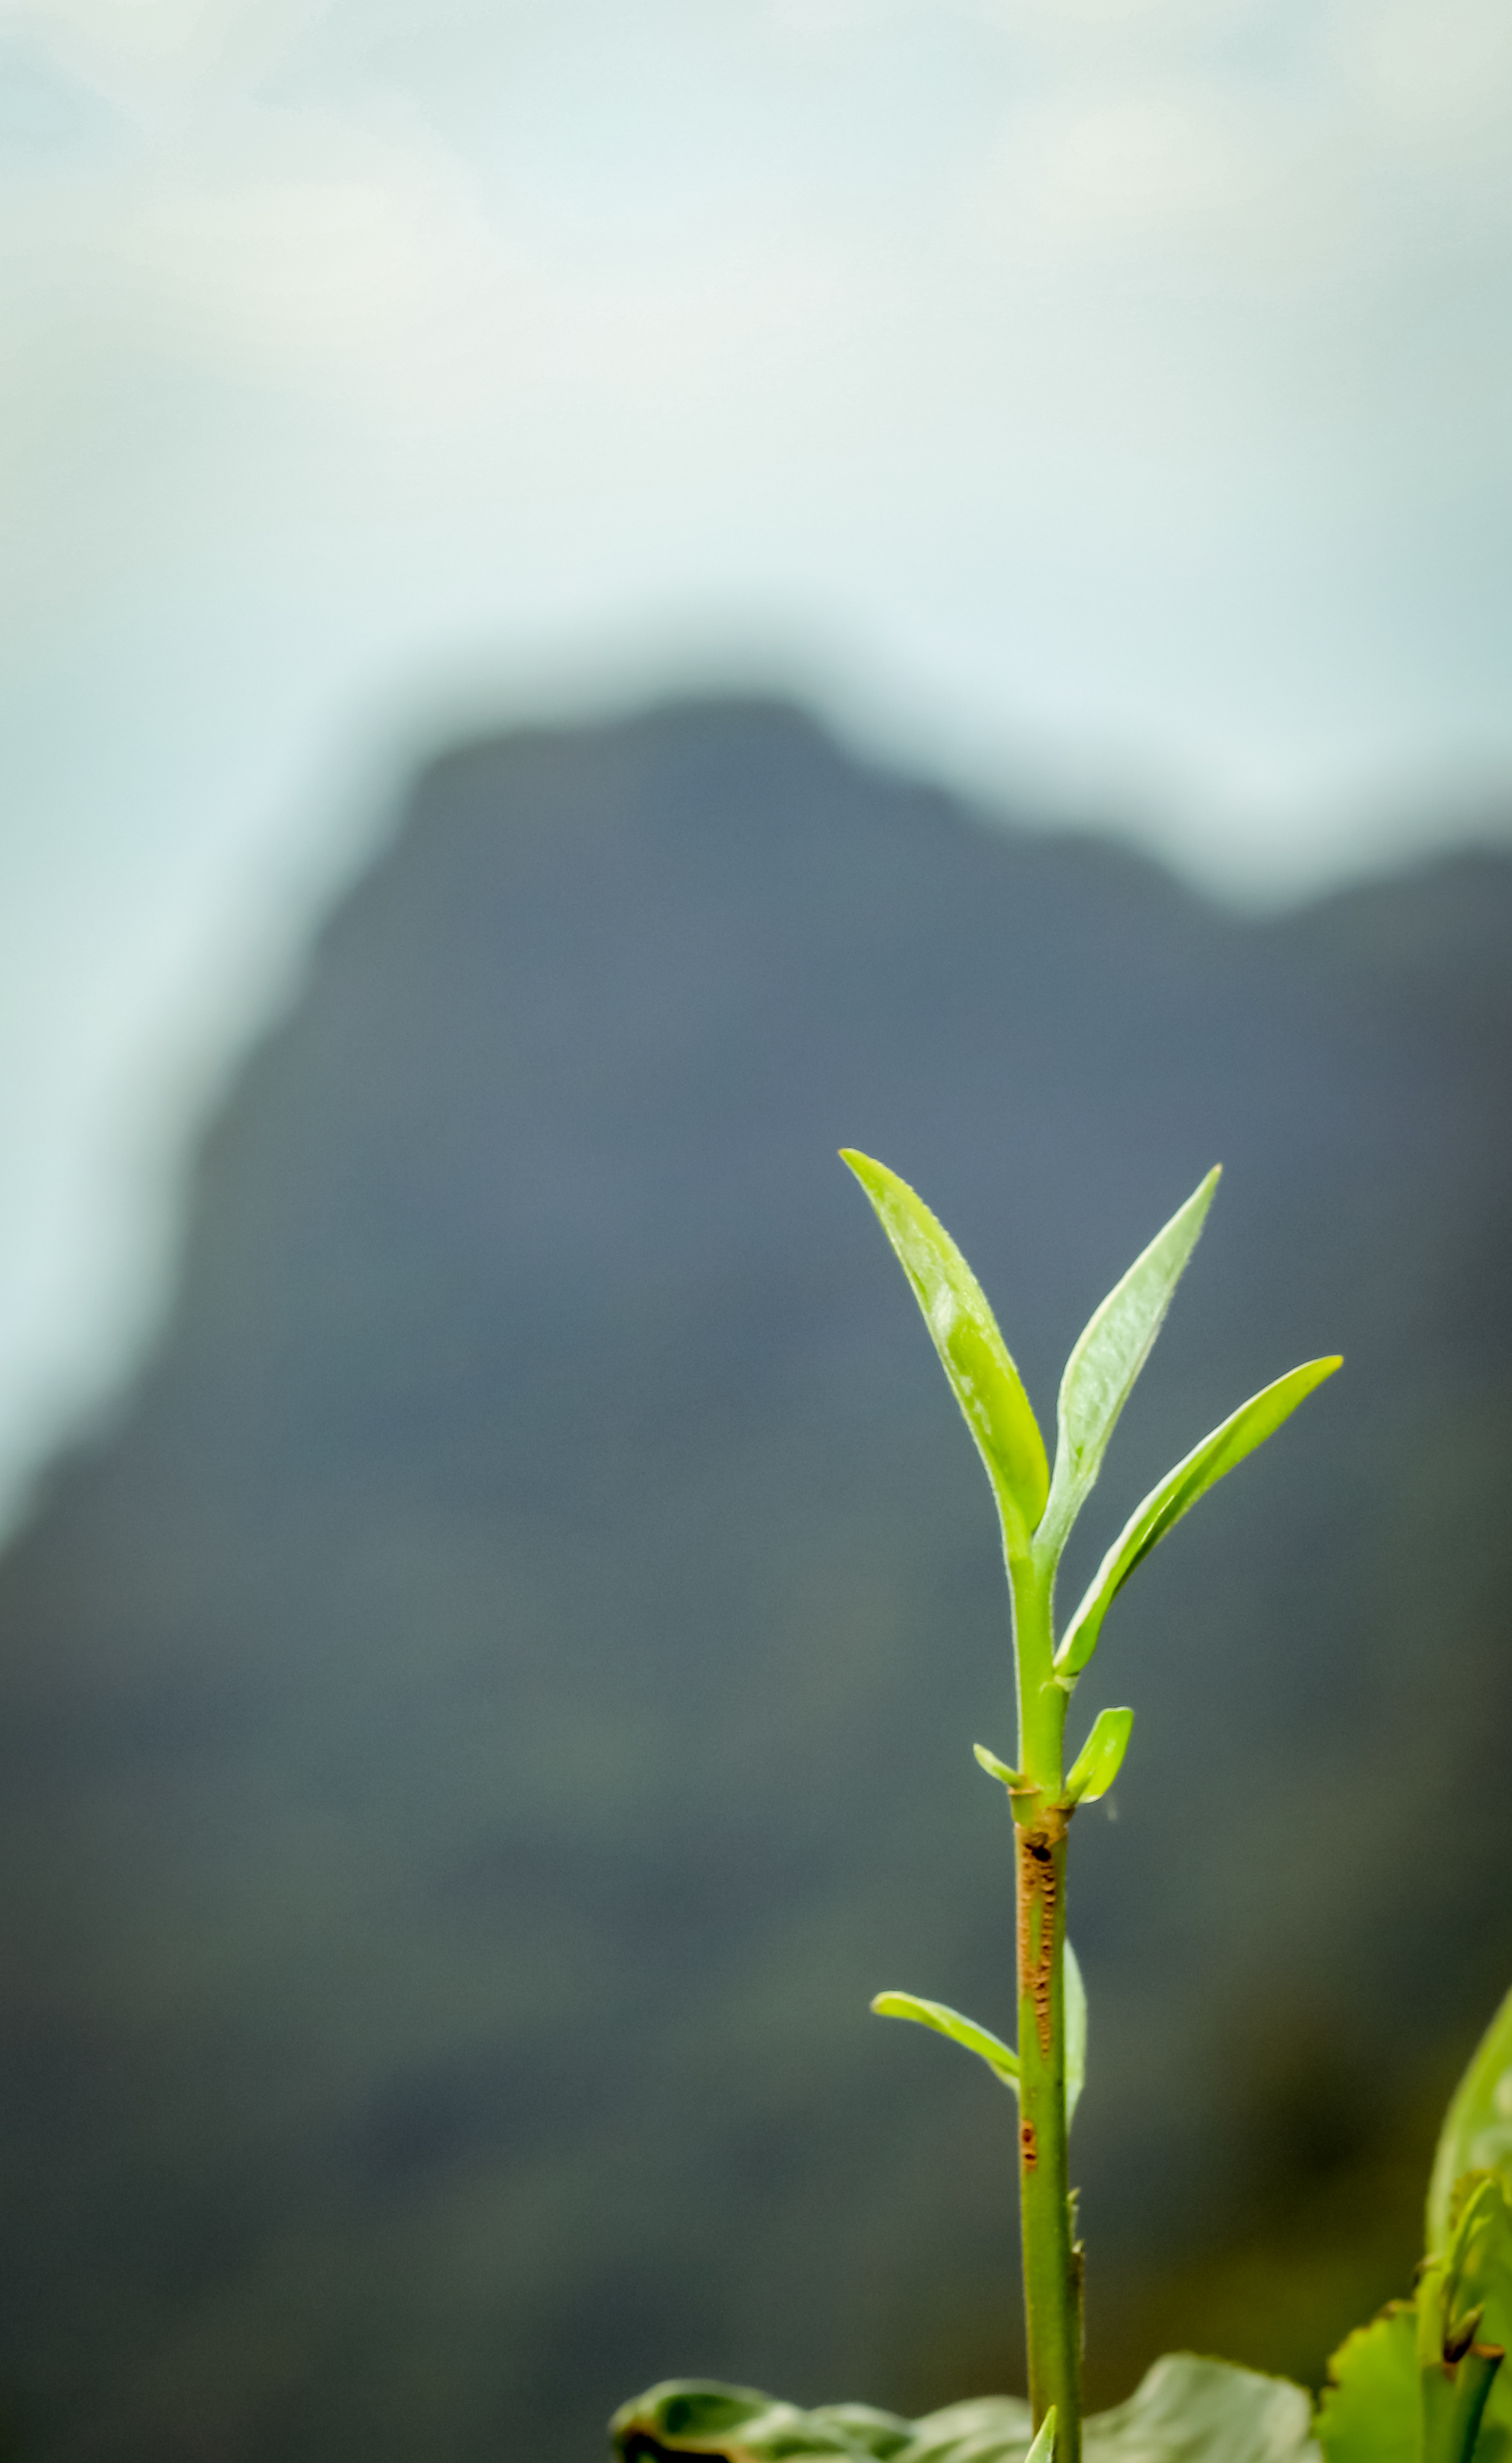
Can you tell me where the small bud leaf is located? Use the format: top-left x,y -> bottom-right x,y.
1065,1708 -> 1134,1806
974,1742 -> 1023,1790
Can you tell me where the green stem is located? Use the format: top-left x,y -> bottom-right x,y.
1009,1547 -> 1081,2463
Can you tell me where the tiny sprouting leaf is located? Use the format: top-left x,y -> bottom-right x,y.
1065,1942 -> 1087,2127
1429,1982 -> 1512,2252
1443,2175 -> 1512,2328
1041,1170 -> 1220,1553
1435,2174 -> 1512,2450
1024,2407 -> 1055,2463
841,1152 -> 1049,1554
1055,1356 -> 1342,1678
974,1742 -> 1023,1791
871,1991 -> 1020,2093
1417,2190 -> 1510,2463
1064,1708 -> 1133,1806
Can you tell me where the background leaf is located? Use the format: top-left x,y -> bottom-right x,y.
1084,2357 -> 1317,2463
1429,1983 -> 1512,2251
841,1152 -> 1049,1552
1043,1171 -> 1220,1551
1055,1358 -> 1342,1678
614,2359 -> 1315,2463
611,2382 -> 891,2463
1315,2308 -> 1418,2463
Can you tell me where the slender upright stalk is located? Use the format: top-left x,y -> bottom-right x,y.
1009,1547 -> 1080,2463
841,1149 -> 1338,2463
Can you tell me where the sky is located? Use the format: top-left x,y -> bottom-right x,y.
1,0 -> 1511,1530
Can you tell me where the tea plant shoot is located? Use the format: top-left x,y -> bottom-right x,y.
613,1161 -> 1512,2463
842,1157 -> 1339,2463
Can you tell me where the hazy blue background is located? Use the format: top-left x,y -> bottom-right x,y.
4,0 -> 1512,1531
2,13 -> 1512,2456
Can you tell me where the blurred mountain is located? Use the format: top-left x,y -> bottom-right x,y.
0,699 -> 1508,2463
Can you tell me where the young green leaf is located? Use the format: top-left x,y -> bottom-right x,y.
1065,1942 -> 1087,2127
1429,1982 -> 1512,2251
870,1991 -> 1020,2092
841,1152 -> 1049,1554
875,1954 -> 1091,2150
1064,1709 -> 1133,1806
1041,1170 -> 1220,1555
1055,1356 -> 1342,1679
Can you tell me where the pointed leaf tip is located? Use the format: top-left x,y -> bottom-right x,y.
841,1150 -> 1049,1550
1055,1353 -> 1342,1678
1043,1168 -> 1221,1556
1024,2406 -> 1056,2463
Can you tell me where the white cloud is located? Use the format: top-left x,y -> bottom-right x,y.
2,0 -> 325,124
